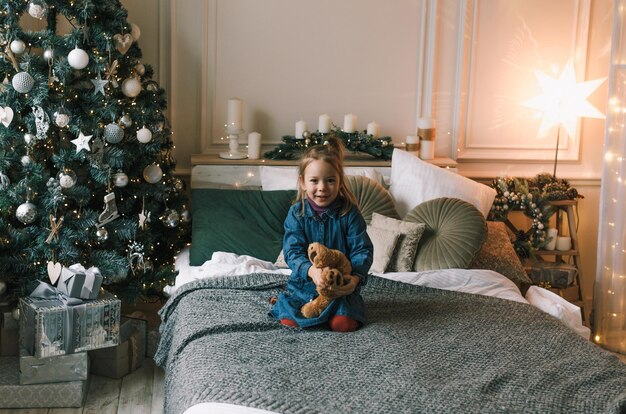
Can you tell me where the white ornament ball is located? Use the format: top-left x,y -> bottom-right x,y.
16,202 -> 37,224
24,133 -> 35,145
28,0 -> 48,19
113,171 -> 129,187
121,77 -> 142,98
0,280 -> 6,296
43,48 -> 54,61
21,155 -> 32,166
104,123 -> 124,144
130,23 -> 141,40
136,126 -> 152,143
67,47 -> 89,70
12,72 -> 35,94
10,40 -> 26,54
57,169 -> 77,189
143,164 -> 162,184
162,209 -> 180,228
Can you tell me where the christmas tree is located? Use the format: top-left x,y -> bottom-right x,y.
0,0 -> 190,303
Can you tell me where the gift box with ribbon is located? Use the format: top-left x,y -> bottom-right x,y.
19,282 -> 120,359
57,264 -> 103,300
19,348 -> 89,385
0,357 -> 88,408
90,316 -> 146,378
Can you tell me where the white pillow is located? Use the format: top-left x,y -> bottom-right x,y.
389,149 -> 496,218
260,165 -> 384,191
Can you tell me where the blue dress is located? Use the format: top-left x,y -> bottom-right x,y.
270,199 -> 373,328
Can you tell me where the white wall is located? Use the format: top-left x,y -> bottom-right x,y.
123,0 -> 613,307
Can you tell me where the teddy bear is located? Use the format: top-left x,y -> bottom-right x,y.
300,242 -> 354,319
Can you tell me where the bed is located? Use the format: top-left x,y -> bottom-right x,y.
155,150 -> 626,414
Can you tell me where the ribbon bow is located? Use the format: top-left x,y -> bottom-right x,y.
30,281 -> 83,306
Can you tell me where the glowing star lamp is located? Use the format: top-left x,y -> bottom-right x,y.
522,61 -> 606,177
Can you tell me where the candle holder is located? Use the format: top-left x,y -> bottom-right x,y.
219,128 -> 247,160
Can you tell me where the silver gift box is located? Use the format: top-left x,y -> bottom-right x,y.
57,265 -> 103,300
20,289 -> 120,359
0,357 -> 88,408
19,348 -> 89,385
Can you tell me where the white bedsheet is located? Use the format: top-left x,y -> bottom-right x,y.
169,249 -> 590,414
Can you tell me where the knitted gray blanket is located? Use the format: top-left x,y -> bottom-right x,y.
155,273 -> 626,414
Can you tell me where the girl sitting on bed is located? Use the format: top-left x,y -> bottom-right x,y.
270,136 -> 373,332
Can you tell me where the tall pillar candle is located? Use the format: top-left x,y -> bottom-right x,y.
318,114 -> 331,133
367,121 -> 380,137
226,98 -> 243,133
247,131 -> 262,159
295,120 -> 308,139
343,114 -> 357,133
417,117 -> 436,160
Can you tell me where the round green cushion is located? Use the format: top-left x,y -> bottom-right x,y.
345,175 -> 399,224
404,197 -> 487,271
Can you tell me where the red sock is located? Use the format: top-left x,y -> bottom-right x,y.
280,318 -> 299,328
328,315 -> 359,332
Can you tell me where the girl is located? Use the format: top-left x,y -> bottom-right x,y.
270,136 -> 373,332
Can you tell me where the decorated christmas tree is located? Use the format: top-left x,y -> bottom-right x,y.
0,0 -> 190,303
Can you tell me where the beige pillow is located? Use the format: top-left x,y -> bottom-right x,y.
370,212 -> 426,272
366,225 -> 401,273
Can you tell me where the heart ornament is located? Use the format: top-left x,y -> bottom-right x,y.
0,106 -> 14,127
47,261 -> 62,285
113,33 -> 133,55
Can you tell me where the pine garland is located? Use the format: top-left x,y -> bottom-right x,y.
489,173 -> 582,259
264,127 -> 394,160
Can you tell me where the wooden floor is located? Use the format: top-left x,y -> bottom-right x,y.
0,359 -> 165,414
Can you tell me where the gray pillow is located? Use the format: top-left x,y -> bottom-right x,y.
404,197 -> 487,271
370,212 -> 426,272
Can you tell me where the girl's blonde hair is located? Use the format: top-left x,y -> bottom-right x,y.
296,135 -> 357,216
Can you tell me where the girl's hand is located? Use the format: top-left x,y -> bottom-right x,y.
307,266 -> 325,287
320,274 -> 360,298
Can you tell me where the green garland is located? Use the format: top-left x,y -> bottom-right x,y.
489,173 -> 583,259
264,127 -> 394,160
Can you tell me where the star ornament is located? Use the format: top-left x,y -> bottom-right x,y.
522,61 -> 606,139
91,72 -> 109,95
71,131 -> 93,153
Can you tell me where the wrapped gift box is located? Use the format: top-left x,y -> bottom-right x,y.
90,316 -> 146,378
530,262 -> 578,289
20,287 -> 121,359
0,357 -> 88,408
57,265 -> 103,300
19,348 -> 89,385
0,311 -> 18,356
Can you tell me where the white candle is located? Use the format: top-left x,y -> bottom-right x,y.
295,120 -> 308,139
367,121 -> 380,137
545,228 -> 558,250
406,135 -> 419,152
318,114 -> 331,133
227,98 -> 243,132
417,117 -> 434,129
419,139 -> 435,160
247,131 -> 262,159
556,236 -> 572,251
343,114 -> 357,133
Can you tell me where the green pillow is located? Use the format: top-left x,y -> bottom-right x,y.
190,189 -> 296,265
345,175 -> 399,224
404,197 -> 487,271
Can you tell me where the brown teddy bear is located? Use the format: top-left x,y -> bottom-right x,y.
300,242 -> 354,319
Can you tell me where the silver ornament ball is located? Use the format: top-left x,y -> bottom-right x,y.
12,72 -> 35,94
136,126 -> 152,143
120,115 -> 133,127
16,202 -> 37,224
28,0 -> 48,19
52,107 -> 71,128
173,178 -> 184,192
24,133 -> 35,145
21,155 -> 32,166
113,171 -> 129,187
104,123 -> 124,144
96,227 -> 108,242
143,164 -> 162,184
162,209 -> 180,228
134,63 -> 145,76
121,77 -> 142,98
57,169 -> 77,189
